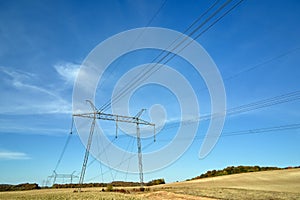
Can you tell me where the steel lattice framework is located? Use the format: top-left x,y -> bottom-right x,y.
74,100 -> 155,192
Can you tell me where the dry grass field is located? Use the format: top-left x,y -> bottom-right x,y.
150,168 -> 300,200
1,168 -> 300,200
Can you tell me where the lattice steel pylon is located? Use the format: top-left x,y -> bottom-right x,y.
47,170 -> 78,186
73,100 -> 155,191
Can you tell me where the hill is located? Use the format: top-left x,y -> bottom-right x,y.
149,168 -> 300,199
188,165 -> 300,180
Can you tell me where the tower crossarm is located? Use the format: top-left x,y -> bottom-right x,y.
73,112 -> 154,126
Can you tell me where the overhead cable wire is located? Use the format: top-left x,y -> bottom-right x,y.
132,0 -> 245,93
192,47 -> 300,94
163,90 -> 300,130
85,141 -> 155,182
125,137 -> 136,181
112,136 -> 135,181
100,0 -> 239,112
97,90 -> 300,179
54,117 -> 74,172
223,47 -> 300,81
100,0 -> 231,111
98,0 -> 168,111
158,123 -> 300,141
85,122 -> 300,182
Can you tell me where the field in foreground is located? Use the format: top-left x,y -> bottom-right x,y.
1,168 -> 300,200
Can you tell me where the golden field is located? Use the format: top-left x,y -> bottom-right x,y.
1,168 -> 300,200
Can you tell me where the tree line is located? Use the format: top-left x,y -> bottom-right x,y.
0,179 -> 165,192
52,178 -> 165,189
0,183 -> 40,192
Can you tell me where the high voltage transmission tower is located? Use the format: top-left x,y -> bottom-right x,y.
69,0 -> 245,192
47,170 -> 78,186
73,100 -> 155,192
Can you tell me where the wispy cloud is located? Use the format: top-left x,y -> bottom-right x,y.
0,66 -> 71,115
0,150 -> 30,160
54,62 -> 80,84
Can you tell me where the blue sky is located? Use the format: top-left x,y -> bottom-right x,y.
0,0 -> 300,186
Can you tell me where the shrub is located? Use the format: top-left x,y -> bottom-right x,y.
106,184 -> 113,192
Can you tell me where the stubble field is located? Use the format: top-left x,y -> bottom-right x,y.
1,168 -> 299,200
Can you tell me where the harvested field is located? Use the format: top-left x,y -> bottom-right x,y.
1,168 -> 299,200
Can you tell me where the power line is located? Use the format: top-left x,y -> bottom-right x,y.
85,89 -> 300,181
100,0 -> 231,111
98,0 -> 168,111
77,1 -> 168,186
100,2 -> 299,111
192,47 -> 300,94
159,123 -> 300,141
100,0 -> 243,112
95,128 -> 104,183
145,0 -> 168,27
223,47 -> 300,82
136,0 -> 245,91
163,90 -> 300,130
62,0 -> 300,184
222,123 -> 300,137
85,122 -> 300,182
53,117 -> 74,172
85,140 -> 155,182
101,45 -> 300,128
87,137 -> 117,168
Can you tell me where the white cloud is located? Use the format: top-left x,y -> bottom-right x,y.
54,62 -> 80,84
0,150 -> 30,160
0,66 -> 36,81
0,66 -> 72,115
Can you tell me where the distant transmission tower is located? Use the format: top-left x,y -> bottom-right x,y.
47,170 -> 78,186
73,100 -> 155,192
